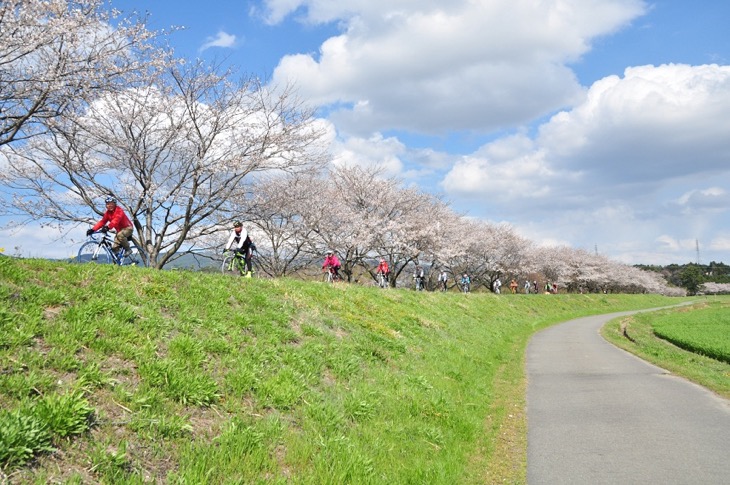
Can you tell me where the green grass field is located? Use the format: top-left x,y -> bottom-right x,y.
651,304 -> 730,364
0,257 -> 703,483
602,298 -> 730,399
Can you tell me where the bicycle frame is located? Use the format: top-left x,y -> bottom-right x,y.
324,266 -> 340,283
222,250 -> 249,276
77,231 -> 145,266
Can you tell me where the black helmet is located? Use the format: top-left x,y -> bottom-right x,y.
104,196 -> 116,204
233,221 -> 242,227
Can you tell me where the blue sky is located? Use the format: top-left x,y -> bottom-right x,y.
3,0 -> 730,265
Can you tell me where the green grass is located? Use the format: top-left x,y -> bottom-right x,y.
0,257 -> 690,483
602,298 -> 730,399
651,304 -> 730,364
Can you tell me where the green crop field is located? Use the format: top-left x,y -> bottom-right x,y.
0,257 -> 699,483
652,305 -> 730,364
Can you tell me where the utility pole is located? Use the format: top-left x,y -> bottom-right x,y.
696,239 -> 700,265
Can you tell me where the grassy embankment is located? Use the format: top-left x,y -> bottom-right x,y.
602,297 -> 730,399
1,257 -> 690,483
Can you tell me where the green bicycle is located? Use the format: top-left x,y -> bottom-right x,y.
221,250 -> 254,277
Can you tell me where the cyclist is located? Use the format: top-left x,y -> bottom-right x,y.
376,257 -> 389,286
86,197 -> 134,258
413,264 -> 425,291
461,273 -> 471,292
322,249 -> 341,280
438,270 -> 448,291
494,277 -> 502,294
224,221 -> 254,277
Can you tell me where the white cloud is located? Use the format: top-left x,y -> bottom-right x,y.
709,236 -> 730,252
199,31 -> 237,52
268,0 -> 646,135
537,64 -> 730,185
675,187 -> 729,214
431,63 -> 730,261
441,133 -> 566,198
331,133 -> 406,175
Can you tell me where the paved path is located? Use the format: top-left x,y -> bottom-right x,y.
526,310 -> 730,484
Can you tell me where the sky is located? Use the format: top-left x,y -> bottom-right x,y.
2,0 -> 730,265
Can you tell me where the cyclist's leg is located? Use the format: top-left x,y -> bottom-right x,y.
113,227 -> 133,255
244,250 -> 253,277
119,240 -> 144,266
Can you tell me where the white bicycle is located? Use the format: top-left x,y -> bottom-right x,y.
76,231 -> 147,267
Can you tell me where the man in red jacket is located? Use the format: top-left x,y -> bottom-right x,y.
87,197 -> 134,257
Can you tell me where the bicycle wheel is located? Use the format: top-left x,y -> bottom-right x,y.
119,242 -> 146,267
324,270 -> 334,283
77,241 -> 113,264
221,254 -> 242,276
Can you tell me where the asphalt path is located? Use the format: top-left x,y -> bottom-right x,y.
526,310 -> 730,484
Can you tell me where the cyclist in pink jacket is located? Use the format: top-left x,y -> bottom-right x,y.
322,250 -> 341,279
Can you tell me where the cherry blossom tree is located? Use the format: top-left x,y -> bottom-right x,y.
430,219 -> 531,292
699,282 -> 730,295
337,166 -> 449,287
0,0 -> 167,146
241,173 -> 324,277
359,175 -> 452,288
1,63 -> 329,268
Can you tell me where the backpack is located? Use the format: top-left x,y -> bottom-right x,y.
242,235 -> 253,251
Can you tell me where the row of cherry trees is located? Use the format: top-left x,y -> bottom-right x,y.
0,2 -> 686,295
239,166 -> 683,295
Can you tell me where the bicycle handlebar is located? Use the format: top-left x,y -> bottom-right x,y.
88,228 -> 118,236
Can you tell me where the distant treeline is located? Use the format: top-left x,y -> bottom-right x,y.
635,261 -> 730,286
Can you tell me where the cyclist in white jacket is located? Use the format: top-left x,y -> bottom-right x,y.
224,221 -> 254,277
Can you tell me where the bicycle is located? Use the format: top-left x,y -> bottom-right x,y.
76,231 -> 146,266
462,282 -> 470,294
376,272 -> 388,289
323,266 -> 341,283
221,250 -> 254,277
